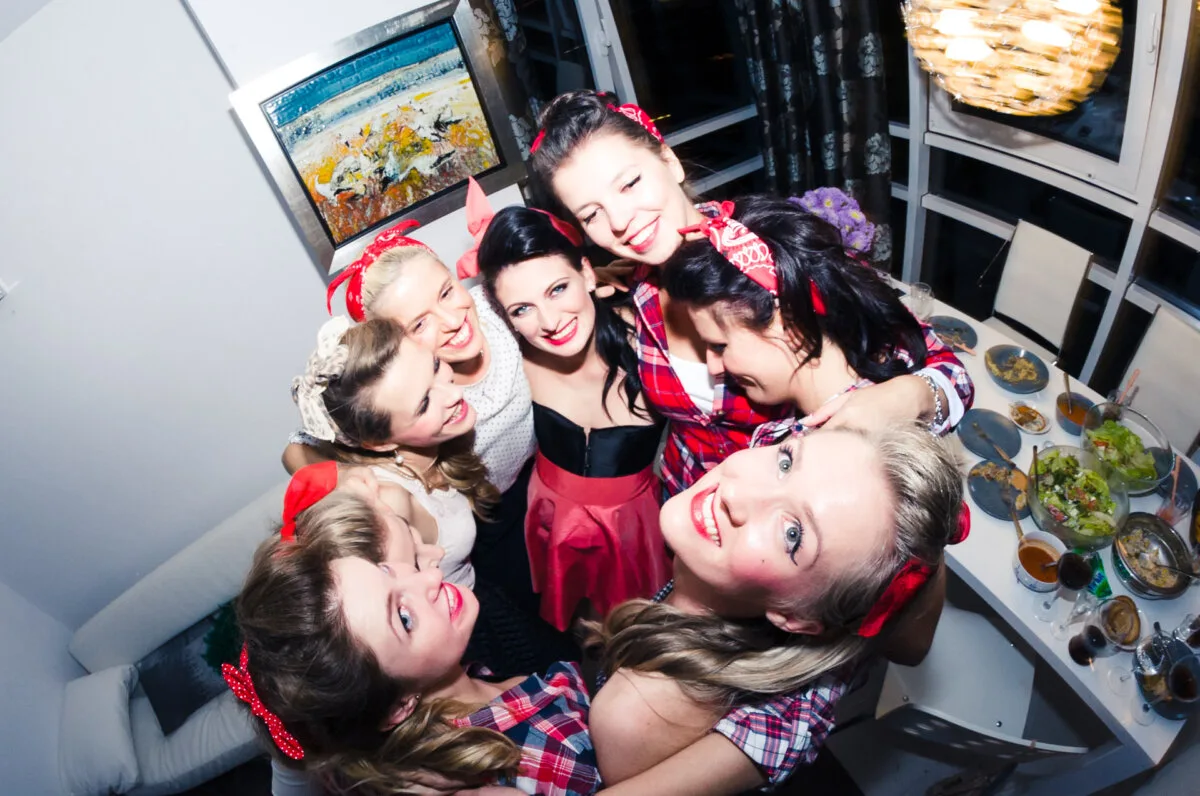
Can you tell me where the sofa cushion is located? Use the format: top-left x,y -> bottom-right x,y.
59,664 -> 141,796
135,612 -> 230,735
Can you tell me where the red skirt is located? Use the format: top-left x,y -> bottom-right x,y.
525,451 -> 672,631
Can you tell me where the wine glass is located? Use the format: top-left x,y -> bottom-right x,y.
1134,651 -> 1200,726
908,282 -> 933,322
1032,551 -> 1092,636
1173,614 -> 1200,649
1109,626 -> 1169,697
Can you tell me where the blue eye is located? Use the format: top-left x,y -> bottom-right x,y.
398,606 -> 414,632
785,522 -> 804,563
777,445 -> 794,476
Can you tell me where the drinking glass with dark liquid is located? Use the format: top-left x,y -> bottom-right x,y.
1175,614 -> 1200,650
1069,624 -> 1108,666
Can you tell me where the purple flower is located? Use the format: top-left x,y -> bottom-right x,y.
791,187 -> 877,254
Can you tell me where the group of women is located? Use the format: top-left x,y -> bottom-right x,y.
226,90 -> 977,796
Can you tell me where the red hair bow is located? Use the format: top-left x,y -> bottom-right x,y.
456,177 -> 494,280
223,645 -> 305,760
327,221 -> 432,322
855,502 -> 971,638
280,461 -> 339,542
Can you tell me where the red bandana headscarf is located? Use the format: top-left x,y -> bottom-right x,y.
530,101 -> 665,155
327,221 -> 433,322
854,502 -> 972,638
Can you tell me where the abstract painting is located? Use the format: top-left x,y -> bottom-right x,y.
264,23 -> 499,245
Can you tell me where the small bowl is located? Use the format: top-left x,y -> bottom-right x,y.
1112,513 -> 1195,600
1080,403 -> 1173,495
1055,392 -> 1095,436
1028,444 -> 1129,552
1013,530 -> 1066,592
1010,401 -> 1049,435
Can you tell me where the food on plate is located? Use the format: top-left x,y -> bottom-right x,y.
1085,419 -> 1158,482
1121,528 -> 1183,590
1010,403 -> 1048,433
1100,595 -> 1141,647
975,461 -> 1027,510
987,352 -> 1041,384
1033,449 -> 1118,537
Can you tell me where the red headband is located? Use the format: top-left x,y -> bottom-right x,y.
223,645 -> 305,760
529,102 -> 664,155
280,461 -> 338,542
455,178 -> 584,279
681,201 -> 829,314
327,221 -> 433,322
855,502 -> 971,638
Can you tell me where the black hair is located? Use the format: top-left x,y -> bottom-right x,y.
662,194 -> 928,385
527,90 -> 664,218
476,206 -> 647,420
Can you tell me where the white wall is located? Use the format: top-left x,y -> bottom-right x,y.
0,0 -> 51,42
0,580 -> 82,795
0,0 -> 519,628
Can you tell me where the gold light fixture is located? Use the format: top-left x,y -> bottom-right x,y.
902,0 -> 1123,116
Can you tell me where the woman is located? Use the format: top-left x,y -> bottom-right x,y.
291,316 -> 575,676
475,204 -> 670,631
663,193 -> 964,445
231,482 -> 600,796
284,220 -> 541,617
589,423 -> 967,793
529,90 -> 973,495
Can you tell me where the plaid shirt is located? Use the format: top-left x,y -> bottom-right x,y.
632,271 -> 789,496
454,662 -> 600,796
751,322 -> 974,447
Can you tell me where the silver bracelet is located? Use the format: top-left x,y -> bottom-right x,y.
918,373 -> 945,430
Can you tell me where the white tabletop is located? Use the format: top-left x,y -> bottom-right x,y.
933,304 -> 1200,766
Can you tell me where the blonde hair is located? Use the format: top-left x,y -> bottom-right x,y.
236,491 -> 520,792
320,318 -> 499,516
592,424 -> 963,709
359,245 -> 439,319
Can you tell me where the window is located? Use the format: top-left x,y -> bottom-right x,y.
516,0 -> 595,103
890,196 -> 908,278
929,150 -> 1131,268
921,213 -> 1010,321
1162,49 -> 1200,230
1089,300 -> 1155,397
892,136 -> 910,186
879,0 -> 909,125
1135,229 -> 1200,319
673,119 -> 760,182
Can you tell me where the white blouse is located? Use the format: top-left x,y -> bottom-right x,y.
373,466 -> 476,589
464,284 -> 536,493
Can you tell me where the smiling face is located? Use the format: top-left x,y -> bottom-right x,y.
369,252 -> 484,365
332,553 -> 476,689
367,340 -> 476,451
551,132 -> 697,265
492,254 -> 598,358
689,303 -> 802,406
660,430 -> 895,624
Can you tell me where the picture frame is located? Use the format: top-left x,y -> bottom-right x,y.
230,0 -> 525,275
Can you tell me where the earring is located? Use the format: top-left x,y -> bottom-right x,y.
394,452 -> 405,466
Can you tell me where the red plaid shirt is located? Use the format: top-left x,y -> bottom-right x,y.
632,272 -> 974,496
454,662 -> 600,796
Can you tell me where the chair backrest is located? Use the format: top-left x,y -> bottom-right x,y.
875,604 -> 1088,764
1125,305 -> 1200,452
994,221 -> 1092,349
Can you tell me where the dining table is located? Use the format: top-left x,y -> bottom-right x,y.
924,297 -> 1200,794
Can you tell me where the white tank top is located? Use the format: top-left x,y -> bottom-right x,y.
668,353 -> 716,415
372,466 -> 476,589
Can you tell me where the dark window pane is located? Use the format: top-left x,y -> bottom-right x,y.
1136,230 -> 1200,318
922,213 -> 1010,321
880,1 -> 909,125
892,136 -> 910,185
516,0 -> 595,103
949,0 -> 1138,162
1089,300 -> 1154,396
890,196 -> 907,278
1056,279 -> 1109,380
930,150 -> 1131,267
673,119 -> 760,179
700,169 -> 767,202
607,0 -> 752,133
1162,55 -> 1200,228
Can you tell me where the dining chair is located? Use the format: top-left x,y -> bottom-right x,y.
1122,304 -> 1200,453
874,604 -> 1089,766
983,221 -> 1093,363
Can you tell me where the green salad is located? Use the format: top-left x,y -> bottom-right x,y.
1085,419 -> 1158,482
1033,449 -> 1119,537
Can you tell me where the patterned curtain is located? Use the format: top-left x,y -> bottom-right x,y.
467,0 -> 541,158
733,0 -> 894,268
